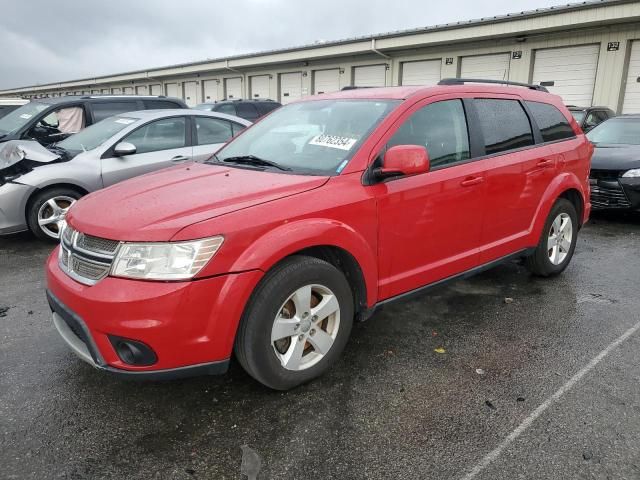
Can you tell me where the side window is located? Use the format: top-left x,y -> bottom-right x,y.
36,106 -> 85,134
91,102 -> 139,122
525,101 -> 575,142
235,103 -> 259,120
143,100 -> 181,109
215,104 -> 236,116
231,122 -> 247,136
388,99 -> 470,168
195,117 -> 233,145
124,117 -> 186,154
474,99 -> 534,155
256,102 -> 280,115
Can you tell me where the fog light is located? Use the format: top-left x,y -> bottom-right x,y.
108,336 -> 157,366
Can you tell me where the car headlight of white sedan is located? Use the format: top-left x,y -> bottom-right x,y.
111,236 -> 224,280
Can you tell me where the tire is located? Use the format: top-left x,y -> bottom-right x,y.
27,187 -> 82,242
234,255 -> 354,390
526,198 -> 578,277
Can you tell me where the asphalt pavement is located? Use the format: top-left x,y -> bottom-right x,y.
1,212 -> 639,480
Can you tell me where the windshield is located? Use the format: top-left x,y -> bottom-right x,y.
57,116 -> 138,152
0,102 -> 49,136
586,118 -> 640,146
215,99 -> 400,175
570,111 -> 586,123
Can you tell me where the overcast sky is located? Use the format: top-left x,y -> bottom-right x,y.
1,0 -> 563,89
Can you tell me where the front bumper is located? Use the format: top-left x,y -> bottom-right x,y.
590,176 -> 640,211
46,247 -> 263,378
0,181 -> 35,235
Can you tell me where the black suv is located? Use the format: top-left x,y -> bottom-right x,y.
0,95 -> 187,146
194,99 -> 281,121
567,106 -> 615,133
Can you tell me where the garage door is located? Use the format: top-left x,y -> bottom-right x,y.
101,88 -> 110,94
165,83 -> 179,98
280,72 -> 302,104
250,75 -> 270,99
532,44 -> 600,106
460,53 -> 511,81
112,87 -> 122,94
401,60 -> 441,86
135,85 -> 148,95
225,77 -> 242,100
184,81 -> 198,106
353,65 -> 386,87
149,84 -> 162,96
622,41 -> 640,114
202,80 -> 218,102
314,69 -> 340,94
123,87 -> 134,95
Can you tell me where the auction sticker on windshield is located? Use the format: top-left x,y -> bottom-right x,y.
309,134 -> 358,151
115,118 -> 136,125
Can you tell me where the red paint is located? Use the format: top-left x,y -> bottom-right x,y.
47,84 -> 592,373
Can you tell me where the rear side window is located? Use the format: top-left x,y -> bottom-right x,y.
91,101 -> 139,122
474,99 -> 534,155
124,117 -> 186,154
388,99 -> 470,168
143,100 -> 181,109
215,104 -> 237,116
235,103 -> 259,120
525,101 -> 575,142
195,117 -> 233,145
256,102 -> 280,115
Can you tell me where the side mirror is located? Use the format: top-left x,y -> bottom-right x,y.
113,142 -> 137,156
376,145 -> 430,179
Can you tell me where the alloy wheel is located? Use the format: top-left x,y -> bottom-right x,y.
547,212 -> 573,265
37,196 -> 76,240
271,284 -> 341,371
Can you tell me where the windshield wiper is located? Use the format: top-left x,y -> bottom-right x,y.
221,155 -> 291,171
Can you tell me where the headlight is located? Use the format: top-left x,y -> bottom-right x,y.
111,236 -> 224,280
621,168 -> 640,178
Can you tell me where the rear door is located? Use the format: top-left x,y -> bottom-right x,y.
374,96 -> 487,300
100,116 -> 192,187
475,97 -> 557,263
191,116 -> 237,161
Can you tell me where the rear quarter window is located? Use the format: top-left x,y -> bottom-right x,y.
525,101 -> 576,142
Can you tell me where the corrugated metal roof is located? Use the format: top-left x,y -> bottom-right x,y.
2,0 -> 635,92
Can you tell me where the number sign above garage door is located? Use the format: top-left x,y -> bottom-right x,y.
532,44 -> 600,106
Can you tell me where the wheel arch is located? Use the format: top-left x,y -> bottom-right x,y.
25,182 -> 88,219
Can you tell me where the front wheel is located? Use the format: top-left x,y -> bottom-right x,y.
27,187 -> 82,242
234,256 -> 354,390
526,198 -> 578,277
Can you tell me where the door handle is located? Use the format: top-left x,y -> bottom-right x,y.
536,159 -> 554,168
171,156 -> 190,163
460,176 -> 484,187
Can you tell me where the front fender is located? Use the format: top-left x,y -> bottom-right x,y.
228,218 -> 379,306
530,171 -> 587,242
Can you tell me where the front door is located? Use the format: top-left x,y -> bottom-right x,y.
374,98 -> 487,300
101,116 -> 192,187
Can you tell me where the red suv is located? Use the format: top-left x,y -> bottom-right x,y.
46,79 -> 592,390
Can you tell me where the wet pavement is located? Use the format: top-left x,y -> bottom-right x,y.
1,212 -> 639,479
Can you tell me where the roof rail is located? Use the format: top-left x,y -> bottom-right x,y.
438,78 -> 549,92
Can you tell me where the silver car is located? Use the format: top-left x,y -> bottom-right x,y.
0,109 -> 251,241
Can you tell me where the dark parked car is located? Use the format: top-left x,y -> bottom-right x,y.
0,95 -> 187,147
194,98 -> 281,121
568,106 -> 615,133
587,115 -> 640,211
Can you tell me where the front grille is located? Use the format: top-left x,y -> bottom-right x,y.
59,225 -> 120,285
76,233 -> 120,255
590,183 -> 631,209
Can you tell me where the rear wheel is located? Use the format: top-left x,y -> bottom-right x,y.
27,187 -> 82,242
526,198 -> 578,277
234,255 -> 354,390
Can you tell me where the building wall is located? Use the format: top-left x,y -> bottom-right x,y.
3,2 -> 640,113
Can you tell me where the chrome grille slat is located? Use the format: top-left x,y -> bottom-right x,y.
590,182 -> 631,209
59,225 -> 120,285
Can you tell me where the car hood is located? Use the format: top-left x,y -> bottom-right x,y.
67,162 -> 330,241
591,144 -> 640,171
0,140 -> 59,170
